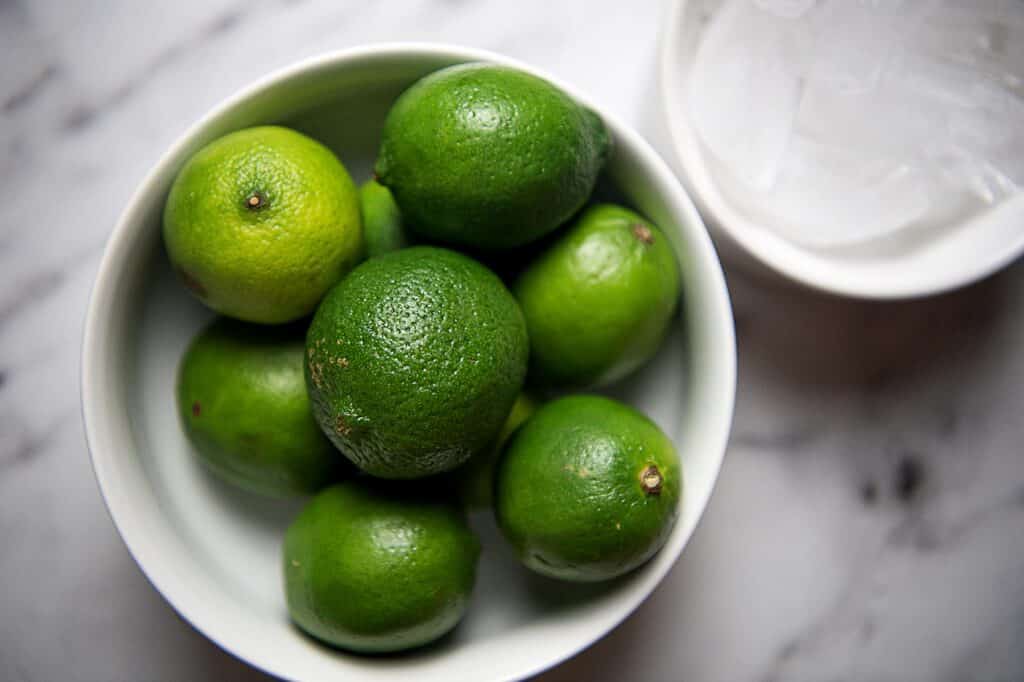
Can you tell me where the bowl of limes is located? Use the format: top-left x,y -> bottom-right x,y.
82,43 -> 736,681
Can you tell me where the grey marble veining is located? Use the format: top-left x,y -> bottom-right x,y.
2,0 -> 1024,680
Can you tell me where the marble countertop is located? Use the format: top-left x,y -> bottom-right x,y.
3,0 -> 1024,680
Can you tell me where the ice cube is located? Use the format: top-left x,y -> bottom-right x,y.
805,0 -> 915,96
913,0 -> 1024,90
755,138 -> 932,248
793,2 -> 951,155
930,146 -> 1019,207
945,73 -> 1024,148
795,69 -> 949,158
753,0 -> 817,20
689,0 -> 813,190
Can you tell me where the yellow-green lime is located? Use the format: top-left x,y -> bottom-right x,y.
163,125 -> 362,324
455,393 -> 537,509
514,204 -> 680,388
454,391 -> 536,507
359,179 -> 410,258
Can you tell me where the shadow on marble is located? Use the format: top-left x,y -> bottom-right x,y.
721,258 -> 1019,511
727,263 -> 1012,391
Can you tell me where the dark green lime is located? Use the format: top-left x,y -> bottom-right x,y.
375,63 -> 609,250
305,246 -> 528,479
284,480 -> 480,653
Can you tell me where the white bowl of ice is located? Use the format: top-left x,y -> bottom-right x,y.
660,0 -> 1024,298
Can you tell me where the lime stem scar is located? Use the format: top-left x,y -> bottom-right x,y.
246,191 -> 267,210
631,223 -> 654,245
640,464 -> 662,495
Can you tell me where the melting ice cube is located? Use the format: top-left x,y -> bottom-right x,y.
753,0 -> 817,19
756,138 -> 932,248
689,0 -> 813,190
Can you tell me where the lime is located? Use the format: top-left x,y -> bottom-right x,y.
456,393 -> 537,509
495,395 -> 681,582
163,125 -> 362,324
284,480 -> 480,653
359,178 -> 410,258
375,63 -> 609,250
305,246 -> 528,479
514,204 -> 680,388
176,318 -> 343,497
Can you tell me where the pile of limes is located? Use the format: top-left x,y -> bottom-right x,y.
166,63 -> 683,654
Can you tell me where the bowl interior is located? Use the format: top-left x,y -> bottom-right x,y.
661,0 -> 1024,299
85,46 -> 735,681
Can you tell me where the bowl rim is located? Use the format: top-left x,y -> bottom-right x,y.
81,41 -> 737,681
657,0 -> 1024,300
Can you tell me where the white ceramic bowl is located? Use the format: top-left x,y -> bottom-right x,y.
659,0 -> 1024,299
82,43 -> 736,681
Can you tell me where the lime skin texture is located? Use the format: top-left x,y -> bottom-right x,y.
304,246 -> 529,480
163,125 -> 362,324
375,62 -> 610,251
495,394 -> 681,582
283,480 -> 480,653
